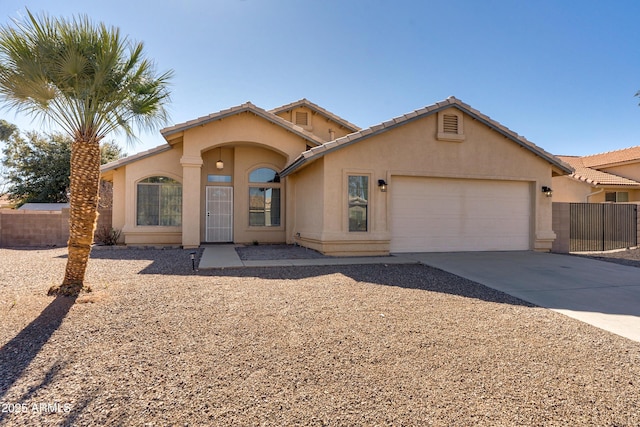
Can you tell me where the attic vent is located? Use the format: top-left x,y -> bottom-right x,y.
442,114 -> 458,133
437,110 -> 465,142
295,112 -> 308,126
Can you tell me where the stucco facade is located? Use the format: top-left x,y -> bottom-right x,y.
101,97 -> 572,254
553,153 -> 640,203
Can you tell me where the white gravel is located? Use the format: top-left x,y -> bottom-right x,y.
1,246 -> 639,426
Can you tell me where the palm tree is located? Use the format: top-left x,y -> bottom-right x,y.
0,10 -> 173,296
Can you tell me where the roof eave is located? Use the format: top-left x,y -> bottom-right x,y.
281,99 -> 574,177
161,103 -> 325,147
100,144 -> 173,173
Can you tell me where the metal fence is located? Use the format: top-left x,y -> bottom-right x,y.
570,203 -> 637,252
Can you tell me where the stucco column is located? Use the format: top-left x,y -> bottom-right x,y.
181,155 -> 203,248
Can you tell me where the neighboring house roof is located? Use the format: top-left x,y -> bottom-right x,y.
581,145 -> 640,168
18,203 -> 70,211
281,96 -> 574,177
269,98 -> 361,133
101,144 -> 172,173
558,156 -> 640,187
160,102 -> 327,147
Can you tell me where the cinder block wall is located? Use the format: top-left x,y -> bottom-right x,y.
551,202 -> 570,253
0,208 -> 112,247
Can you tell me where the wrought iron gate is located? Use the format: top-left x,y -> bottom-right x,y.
570,203 -> 637,252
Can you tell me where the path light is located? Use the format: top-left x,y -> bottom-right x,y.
190,251 -> 197,271
378,179 -> 387,192
542,186 -> 553,197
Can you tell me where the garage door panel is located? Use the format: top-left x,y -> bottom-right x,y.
390,177 -> 531,252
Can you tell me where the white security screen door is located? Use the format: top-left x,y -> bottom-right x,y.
206,186 -> 233,242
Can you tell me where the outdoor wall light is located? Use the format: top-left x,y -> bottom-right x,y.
216,147 -> 224,170
541,186 -> 553,197
378,179 -> 388,192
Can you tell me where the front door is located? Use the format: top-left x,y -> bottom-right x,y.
206,186 -> 233,242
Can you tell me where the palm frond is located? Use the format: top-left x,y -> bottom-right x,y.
0,8 -> 173,145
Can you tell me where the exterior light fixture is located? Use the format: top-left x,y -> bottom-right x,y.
542,186 -> 553,197
378,179 -> 388,192
216,147 -> 224,170
189,251 -> 197,271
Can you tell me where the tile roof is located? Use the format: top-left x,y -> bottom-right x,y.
581,145 -> 640,168
269,99 -> 361,132
100,144 -> 172,173
160,102 -> 326,146
558,156 -> 640,186
281,96 -> 574,177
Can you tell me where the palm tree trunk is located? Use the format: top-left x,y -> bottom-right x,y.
49,137 -> 101,296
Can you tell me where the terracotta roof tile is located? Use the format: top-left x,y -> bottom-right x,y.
281,96 -> 573,177
558,156 -> 640,186
581,146 -> 640,167
160,102 -> 325,146
268,99 -> 361,132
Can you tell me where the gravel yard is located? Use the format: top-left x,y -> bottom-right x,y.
1,247 -> 639,426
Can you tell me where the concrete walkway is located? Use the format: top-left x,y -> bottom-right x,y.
199,245 -> 418,269
199,246 -> 640,342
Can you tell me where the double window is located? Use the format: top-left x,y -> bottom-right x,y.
136,177 -> 182,226
605,191 -> 629,203
249,168 -> 281,227
348,175 -> 368,232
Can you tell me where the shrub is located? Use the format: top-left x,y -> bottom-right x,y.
95,226 -> 121,246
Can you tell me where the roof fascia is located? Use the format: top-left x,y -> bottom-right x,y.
269,99 -> 361,132
100,144 -> 172,173
282,102 -> 573,177
161,103 -> 324,146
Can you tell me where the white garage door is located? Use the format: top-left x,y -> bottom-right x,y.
390,177 -> 531,252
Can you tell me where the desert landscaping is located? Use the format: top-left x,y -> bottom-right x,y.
1,246 -> 639,426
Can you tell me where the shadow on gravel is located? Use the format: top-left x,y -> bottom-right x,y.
0,295 -> 76,406
203,263 -> 539,309
84,248 -> 536,308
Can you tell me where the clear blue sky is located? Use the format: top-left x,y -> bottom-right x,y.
1,0 -> 640,157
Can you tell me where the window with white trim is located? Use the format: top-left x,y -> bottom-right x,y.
136,177 -> 182,226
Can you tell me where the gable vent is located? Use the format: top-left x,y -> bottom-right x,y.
443,114 -> 458,133
295,112 -> 308,126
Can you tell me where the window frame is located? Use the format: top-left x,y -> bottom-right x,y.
605,191 -> 629,203
136,176 -> 182,227
248,167 -> 282,228
347,174 -> 370,232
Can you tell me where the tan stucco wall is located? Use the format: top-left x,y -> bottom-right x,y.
285,158 -> 325,247
111,144 -> 184,245
601,163 -> 640,181
552,176 -> 640,202
288,108 -> 556,254
107,113 -> 312,247
552,176 -> 597,202
200,145 -> 287,244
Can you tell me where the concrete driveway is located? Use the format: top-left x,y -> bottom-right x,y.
401,251 -> 640,343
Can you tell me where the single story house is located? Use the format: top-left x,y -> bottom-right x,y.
100,96 -> 572,255
553,147 -> 640,203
